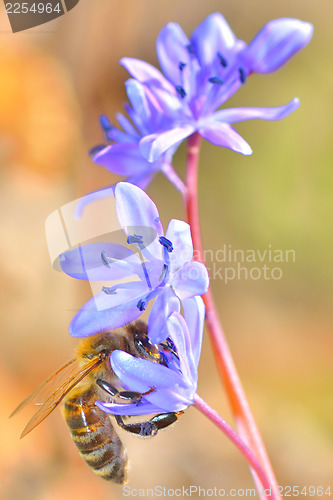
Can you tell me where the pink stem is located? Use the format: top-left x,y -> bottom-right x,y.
194,394 -> 276,499
186,132 -> 282,500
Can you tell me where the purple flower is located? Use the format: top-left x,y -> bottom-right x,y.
120,13 -> 313,161
91,79 -> 184,193
60,183 -> 209,342
96,296 -> 204,415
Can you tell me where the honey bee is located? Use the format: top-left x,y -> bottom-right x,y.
10,322 -> 182,483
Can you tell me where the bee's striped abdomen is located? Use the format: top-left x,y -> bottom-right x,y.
64,389 -> 127,483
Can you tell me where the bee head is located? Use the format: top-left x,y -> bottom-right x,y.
78,332 -> 115,360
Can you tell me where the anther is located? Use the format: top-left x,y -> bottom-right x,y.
127,234 -> 144,245
175,86 -> 187,99
186,44 -> 195,55
137,299 -> 147,311
159,237 -> 173,253
102,286 -> 117,295
239,67 -> 247,84
178,62 -> 186,71
101,250 -> 112,268
208,76 -> 224,85
88,144 -> 106,156
100,114 -> 112,132
217,52 -> 228,68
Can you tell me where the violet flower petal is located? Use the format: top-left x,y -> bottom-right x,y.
69,294 -> 143,337
191,12 -> 237,67
211,98 -> 300,123
125,79 -> 153,130
93,143 -> 154,176
140,125 -> 194,163
148,287 -> 180,344
120,57 -> 175,93
182,296 -> 205,369
59,243 -> 143,281
198,121 -> 252,155
164,312 -> 193,379
95,400 -> 166,416
110,351 -> 191,411
171,261 -> 209,300
115,112 -> 140,140
115,182 -> 164,260
246,18 -> 313,73
165,219 -> 193,272
156,23 -> 191,87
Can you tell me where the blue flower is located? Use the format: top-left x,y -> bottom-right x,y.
60,182 -> 209,342
91,79 -> 184,192
119,13 -> 313,161
96,296 -> 204,415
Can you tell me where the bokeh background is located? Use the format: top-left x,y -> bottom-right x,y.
0,1 -> 332,499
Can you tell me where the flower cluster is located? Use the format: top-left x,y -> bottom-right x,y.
92,13 -> 312,188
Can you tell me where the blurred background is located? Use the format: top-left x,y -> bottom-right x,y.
0,0 -> 332,499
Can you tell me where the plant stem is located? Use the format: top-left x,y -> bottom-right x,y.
185,132 -> 281,500
194,394 -> 276,499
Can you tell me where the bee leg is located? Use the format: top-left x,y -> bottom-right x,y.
115,411 -> 183,437
96,380 -> 119,396
96,379 -> 154,404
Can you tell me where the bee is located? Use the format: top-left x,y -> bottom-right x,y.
10,322 -> 182,483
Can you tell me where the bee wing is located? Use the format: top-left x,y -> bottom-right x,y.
10,358 -> 77,418
11,356 -> 103,438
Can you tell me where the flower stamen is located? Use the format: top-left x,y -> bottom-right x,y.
186,44 -> 195,56
101,250 -> 112,268
127,234 -> 144,245
136,288 -> 160,311
208,76 -> 224,85
158,263 -> 169,283
137,298 -> 147,311
238,67 -> 247,84
175,85 -> 187,98
159,236 -> 173,253
217,52 -> 228,68
102,286 -> 117,295
99,115 -> 113,140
